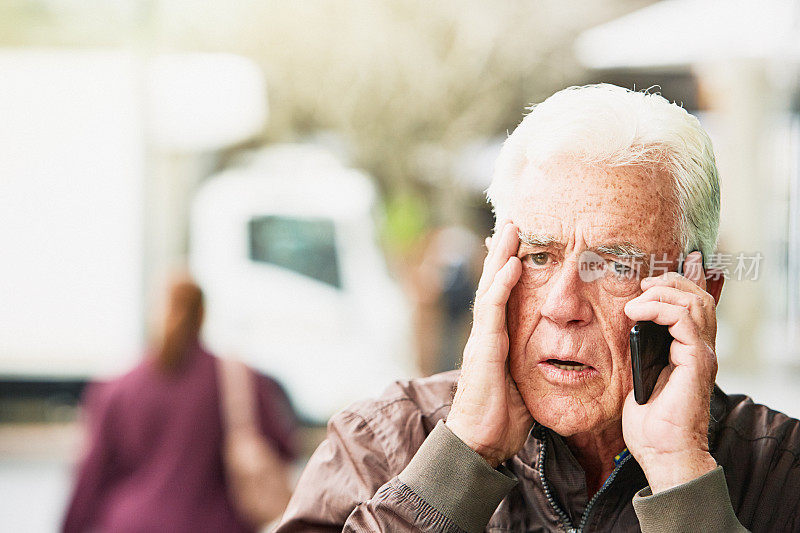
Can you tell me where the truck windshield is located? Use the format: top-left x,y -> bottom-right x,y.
248,215 -> 341,289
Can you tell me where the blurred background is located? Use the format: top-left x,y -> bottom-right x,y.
2,0 -> 800,530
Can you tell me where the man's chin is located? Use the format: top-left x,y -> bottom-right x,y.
525,391 -> 614,437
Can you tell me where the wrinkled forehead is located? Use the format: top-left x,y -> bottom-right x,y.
508,159 -> 680,253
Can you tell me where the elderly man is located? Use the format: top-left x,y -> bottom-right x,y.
276,85 -> 800,532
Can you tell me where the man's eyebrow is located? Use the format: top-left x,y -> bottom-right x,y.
595,242 -> 646,258
517,231 -> 562,247
517,231 -> 647,258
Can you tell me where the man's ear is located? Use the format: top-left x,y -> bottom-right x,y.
705,269 -> 724,305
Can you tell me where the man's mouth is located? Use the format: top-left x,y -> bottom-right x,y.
538,357 -> 599,384
546,359 -> 591,371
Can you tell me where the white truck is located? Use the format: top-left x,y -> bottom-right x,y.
190,145 -> 414,422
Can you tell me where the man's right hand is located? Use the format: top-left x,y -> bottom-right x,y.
445,221 -> 534,468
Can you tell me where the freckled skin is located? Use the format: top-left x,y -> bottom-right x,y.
507,158 -> 681,439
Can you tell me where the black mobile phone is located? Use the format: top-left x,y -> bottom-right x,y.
629,258 -> 686,404
629,321 -> 672,404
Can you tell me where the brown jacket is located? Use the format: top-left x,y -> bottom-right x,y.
276,370 -> 800,532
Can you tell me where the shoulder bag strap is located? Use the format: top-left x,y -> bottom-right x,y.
217,357 -> 259,433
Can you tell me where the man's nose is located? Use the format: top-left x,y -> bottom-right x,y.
539,258 -> 593,327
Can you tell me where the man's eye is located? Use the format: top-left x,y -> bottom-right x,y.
527,252 -> 550,266
611,261 -> 633,276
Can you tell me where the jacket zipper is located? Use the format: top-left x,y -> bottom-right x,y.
536,426 -> 633,533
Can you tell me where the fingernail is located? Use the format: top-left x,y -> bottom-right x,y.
683,250 -> 704,277
686,250 -> 704,266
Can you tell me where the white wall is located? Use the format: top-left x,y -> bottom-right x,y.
0,50 -> 145,378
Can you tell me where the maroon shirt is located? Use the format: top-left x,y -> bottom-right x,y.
62,342 -> 297,533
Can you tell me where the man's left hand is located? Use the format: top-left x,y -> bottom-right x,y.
621,251 -> 720,494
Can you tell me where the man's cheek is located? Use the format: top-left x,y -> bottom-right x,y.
507,284 -> 523,327
601,316 -> 636,395
593,298 -> 634,357
507,284 -> 540,342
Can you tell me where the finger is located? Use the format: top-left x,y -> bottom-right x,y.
640,270 -> 708,298
493,218 -> 511,232
482,219 -> 511,254
477,223 -> 519,297
628,285 -> 712,326
474,256 -> 521,335
624,300 -> 701,348
681,251 -> 706,292
624,299 -> 716,375
476,223 -> 508,296
476,222 -> 509,296
485,219 -> 511,253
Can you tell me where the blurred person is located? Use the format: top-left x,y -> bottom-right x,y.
276,85 -> 800,532
62,276 -> 298,533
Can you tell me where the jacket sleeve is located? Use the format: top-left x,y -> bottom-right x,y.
632,466 -> 749,533
255,373 -> 299,462
61,382 -> 119,533
275,415 -> 516,533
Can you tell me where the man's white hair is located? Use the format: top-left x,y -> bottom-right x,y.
487,83 -> 721,259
